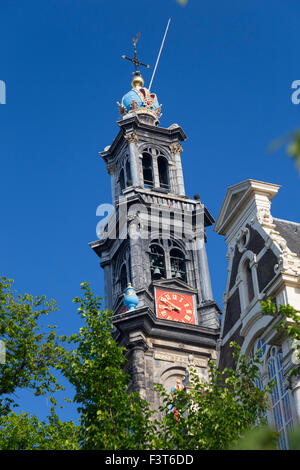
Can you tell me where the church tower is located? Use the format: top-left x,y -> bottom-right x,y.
90,43 -> 220,408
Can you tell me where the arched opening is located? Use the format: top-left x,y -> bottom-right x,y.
142,153 -> 154,189
119,168 -> 125,192
128,253 -> 132,284
150,243 -> 166,280
157,156 -> 169,190
120,264 -> 128,291
267,347 -> 293,449
170,248 -> 187,283
126,160 -> 132,187
244,259 -> 254,304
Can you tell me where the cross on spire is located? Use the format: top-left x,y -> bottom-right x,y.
122,32 -> 150,73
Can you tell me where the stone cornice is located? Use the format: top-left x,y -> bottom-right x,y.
99,116 -> 187,164
113,306 -> 220,350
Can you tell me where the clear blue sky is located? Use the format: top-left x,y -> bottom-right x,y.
1,0 -> 300,422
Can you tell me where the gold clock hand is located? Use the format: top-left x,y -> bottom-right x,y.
161,298 -> 181,312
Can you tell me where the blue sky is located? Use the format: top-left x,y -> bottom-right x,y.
1,0 -> 300,422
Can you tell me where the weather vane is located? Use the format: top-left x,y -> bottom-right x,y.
121,19 -> 171,91
122,32 -> 150,73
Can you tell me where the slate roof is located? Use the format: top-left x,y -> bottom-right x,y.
273,217 -> 300,258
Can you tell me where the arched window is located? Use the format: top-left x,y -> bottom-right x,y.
150,243 -> 166,279
119,168 -> 125,192
267,347 -> 293,449
244,259 -> 254,304
120,264 -> 128,292
252,338 -> 267,393
157,156 -> 169,190
142,153 -> 154,189
170,248 -> 187,283
126,160 -> 132,187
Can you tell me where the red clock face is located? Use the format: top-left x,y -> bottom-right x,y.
155,289 -> 196,324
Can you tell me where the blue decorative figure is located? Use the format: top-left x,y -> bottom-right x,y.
123,283 -> 139,311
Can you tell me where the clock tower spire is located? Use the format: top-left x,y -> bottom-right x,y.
90,35 -> 220,407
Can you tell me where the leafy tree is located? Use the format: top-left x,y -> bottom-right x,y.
287,131 -> 300,170
0,276 -> 66,417
230,426 -> 279,450
0,278 -> 279,450
61,282 -> 155,450
261,298 -> 300,377
152,343 -> 274,450
236,298 -> 300,450
0,408 -> 79,450
269,130 -> 300,172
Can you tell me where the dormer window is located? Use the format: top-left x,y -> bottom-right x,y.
244,259 -> 254,304
237,251 -> 258,311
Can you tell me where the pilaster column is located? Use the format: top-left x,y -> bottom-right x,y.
290,375 -> 300,424
101,260 -> 113,311
152,155 -> 159,188
195,231 -> 213,302
106,164 -> 116,203
128,214 -> 147,292
129,338 -> 148,400
169,143 -> 185,196
124,132 -> 139,187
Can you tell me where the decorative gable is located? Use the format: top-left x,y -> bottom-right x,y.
214,179 -> 280,236
152,277 -> 197,294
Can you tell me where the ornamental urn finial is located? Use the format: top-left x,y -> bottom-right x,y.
123,283 -> 139,311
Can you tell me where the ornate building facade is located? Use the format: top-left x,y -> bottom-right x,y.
214,179 -> 300,449
89,46 -> 300,448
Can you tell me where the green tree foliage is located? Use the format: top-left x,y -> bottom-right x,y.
269,130 -> 300,172
287,131 -> 300,170
0,279 -> 280,450
60,282 -> 155,450
230,426 -> 279,450
0,408 -> 79,450
258,298 -> 300,449
261,298 -> 300,377
0,276 -> 66,417
152,343 -> 274,450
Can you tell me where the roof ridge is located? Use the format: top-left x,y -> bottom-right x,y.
273,217 -> 300,227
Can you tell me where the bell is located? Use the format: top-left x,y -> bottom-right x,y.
175,271 -> 182,279
153,267 -> 162,279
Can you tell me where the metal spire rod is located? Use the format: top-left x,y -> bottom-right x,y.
148,17 -> 171,91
